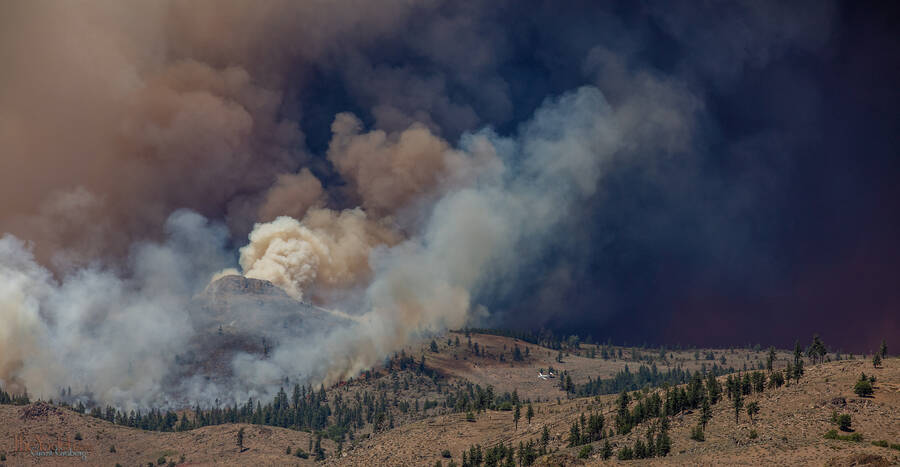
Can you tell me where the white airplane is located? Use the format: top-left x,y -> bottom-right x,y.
538,371 -> 555,380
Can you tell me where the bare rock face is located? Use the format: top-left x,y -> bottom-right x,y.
202,275 -> 290,298
194,275 -> 339,335
20,402 -> 63,421
168,275 -> 349,385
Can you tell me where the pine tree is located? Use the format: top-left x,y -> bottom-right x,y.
807,334 -> 827,364
766,346 -> 777,371
792,341 -> 804,380
236,427 -> 244,452
853,373 -> 875,397
880,339 -> 887,358
733,391 -> 743,424
873,353 -> 882,368
746,401 -> 759,423
699,398 -> 712,429
526,403 -> 534,424
314,435 -> 325,461
569,421 -> 581,447
601,439 -> 613,459
514,404 -> 520,430
706,373 -> 721,404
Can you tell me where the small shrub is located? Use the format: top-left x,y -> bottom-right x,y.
617,445 -> 633,460
749,430 -> 758,439
890,443 -> 900,451
825,429 -> 863,442
854,379 -> 874,397
837,414 -> 852,432
286,446 -> 291,455
295,448 -> 309,459
465,411 -> 476,422
578,444 -> 593,459
74,432 -> 83,440
441,449 -> 452,458
157,456 -> 167,465
872,440 -> 889,448
1,452 -> 6,461
109,445 -> 117,453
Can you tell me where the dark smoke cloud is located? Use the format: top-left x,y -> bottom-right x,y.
1,0 -> 898,406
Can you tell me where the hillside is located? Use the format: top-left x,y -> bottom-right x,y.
332,355 -> 899,466
0,333 -> 896,466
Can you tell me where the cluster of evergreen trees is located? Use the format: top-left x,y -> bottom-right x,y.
445,383 -> 531,415
616,418 -> 672,460
459,328 -> 576,350
567,411 -> 606,446
576,363 -> 733,397
0,386 -> 30,405
458,428 -> 549,467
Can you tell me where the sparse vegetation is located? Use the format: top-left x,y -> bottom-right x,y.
835,413 -> 852,432
578,444 -> 593,459
824,429 -> 863,442
854,374 -> 874,397
0,331 -> 893,466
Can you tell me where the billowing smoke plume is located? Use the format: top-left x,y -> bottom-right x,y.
2,0 -> 860,407
0,0 -> 415,266
239,209 -> 399,301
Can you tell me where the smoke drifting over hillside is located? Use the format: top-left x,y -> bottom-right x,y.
2,0 -> 898,406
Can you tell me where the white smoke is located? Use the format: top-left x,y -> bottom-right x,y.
1,78 -> 697,408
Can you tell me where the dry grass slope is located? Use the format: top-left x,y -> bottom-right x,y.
0,334 -> 895,466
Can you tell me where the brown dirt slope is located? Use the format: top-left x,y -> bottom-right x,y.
334,356 -> 900,466
0,334 -> 894,466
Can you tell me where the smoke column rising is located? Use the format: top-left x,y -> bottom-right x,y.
4,0 -> 893,406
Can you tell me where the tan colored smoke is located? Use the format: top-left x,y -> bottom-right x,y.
0,0 -> 414,266
257,169 -> 325,223
328,112 -> 476,215
239,208 -> 399,301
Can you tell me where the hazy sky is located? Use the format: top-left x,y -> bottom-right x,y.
2,0 -> 897,361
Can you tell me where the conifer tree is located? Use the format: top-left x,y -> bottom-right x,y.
880,339 -> 887,358
733,391 -> 743,424
746,401 -> 759,423
792,341 -> 804,380
526,403 -> 534,424
699,398 -> 712,429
